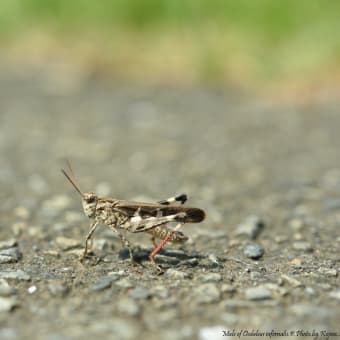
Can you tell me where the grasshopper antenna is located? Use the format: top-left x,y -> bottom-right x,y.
61,168 -> 84,198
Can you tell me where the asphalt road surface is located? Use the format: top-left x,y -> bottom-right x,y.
0,64 -> 339,340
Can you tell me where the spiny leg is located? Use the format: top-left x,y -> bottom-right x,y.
158,193 -> 187,205
150,222 -> 183,273
82,221 -> 98,260
109,225 -> 137,266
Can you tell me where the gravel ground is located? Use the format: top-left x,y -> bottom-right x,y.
0,64 -> 339,340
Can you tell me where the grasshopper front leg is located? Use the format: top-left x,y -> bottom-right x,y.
82,220 -> 99,260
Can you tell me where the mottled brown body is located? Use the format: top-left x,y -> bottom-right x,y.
61,169 -> 205,272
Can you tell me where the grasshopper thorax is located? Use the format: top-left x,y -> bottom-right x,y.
82,192 -> 98,218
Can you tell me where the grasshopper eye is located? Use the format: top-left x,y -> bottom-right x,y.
84,193 -> 96,203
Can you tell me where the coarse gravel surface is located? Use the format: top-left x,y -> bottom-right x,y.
0,64 -> 339,340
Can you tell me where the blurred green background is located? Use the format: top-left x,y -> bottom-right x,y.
1,0 -> 340,97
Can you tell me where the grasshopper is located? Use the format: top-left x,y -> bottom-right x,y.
61,169 -> 205,272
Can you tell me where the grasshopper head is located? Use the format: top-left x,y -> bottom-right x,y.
82,192 -> 98,218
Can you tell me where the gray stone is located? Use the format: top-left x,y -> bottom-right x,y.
165,269 -> 191,280
235,215 -> 265,239
244,286 -> 272,300
91,278 -> 112,292
193,283 -> 221,304
292,241 -> 313,252
0,247 -> 22,263
244,244 -> 265,259
91,274 -> 120,292
0,270 -> 31,281
115,279 -> 134,288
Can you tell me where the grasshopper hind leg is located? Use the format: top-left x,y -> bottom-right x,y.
149,222 -> 184,274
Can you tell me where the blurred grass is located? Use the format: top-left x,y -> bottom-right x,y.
1,0 -> 340,96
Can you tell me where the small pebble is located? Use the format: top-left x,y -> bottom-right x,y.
244,244 -> 265,259
43,250 -> 60,257
91,277 -> 115,292
48,282 -> 69,297
90,273 -> 120,292
292,241 -> 313,252
263,283 -> 288,296
0,297 -> 19,312
165,269 -> 191,280
64,210 -> 83,222
305,287 -> 317,296
193,283 -> 221,304
208,254 -> 220,265
130,286 -> 151,299
117,297 -> 141,317
0,239 -> 18,250
322,198 -> 340,210
11,222 -> 26,236
221,284 -> 236,293
199,273 -> 222,283
0,279 -> 16,297
317,268 -> 337,277
115,279 -> 134,288
235,215 -> 265,239
329,290 -> 340,300
153,285 -> 169,299
14,207 -> 30,219
220,313 -> 239,324
289,218 -> 304,230
0,270 -> 31,281
28,174 -> 49,194
27,286 -> 37,294
250,271 -> 263,280
281,274 -> 302,287
289,258 -> 303,266
55,237 -> 81,251
92,238 -> 110,252
244,286 -> 272,300
41,195 -> 71,217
